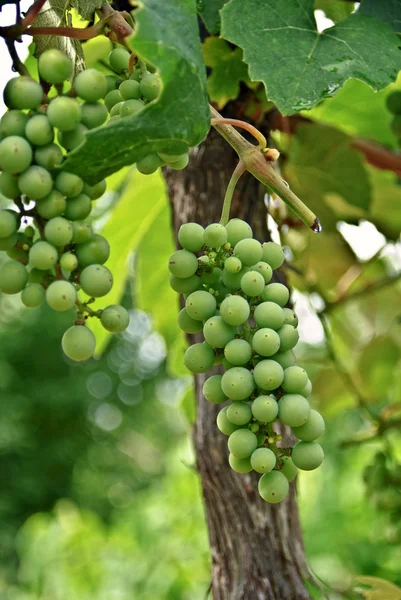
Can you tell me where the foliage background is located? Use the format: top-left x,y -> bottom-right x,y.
0,1 -> 401,598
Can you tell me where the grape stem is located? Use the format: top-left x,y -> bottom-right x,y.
210,106 -> 321,231
211,118 -> 267,149
219,161 -> 246,226
26,21 -> 108,40
75,299 -> 102,318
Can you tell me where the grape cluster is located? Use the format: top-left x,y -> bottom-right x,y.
386,90 -> 401,141
168,218 -> 325,503
103,47 -> 189,174
0,49 -> 130,361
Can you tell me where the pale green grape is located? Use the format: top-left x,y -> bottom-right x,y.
80,264 -> 113,297
224,256 -> 242,273
261,283 -> 289,307
222,357 -> 235,370
253,359 -> 283,390
83,180 -> 107,200
251,261 -> 272,283
55,172 -> 83,197
137,154 -> 162,174
251,448 -> 276,473
227,401 -> 252,425
229,454 -> 253,473
109,48 -> 130,74
169,274 -> 200,295
36,190 -> 66,219
62,325 -> 96,361
178,222 -> 204,252
252,328 -> 280,357
75,234 -> 109,265
299,378 -> 312,398
25,114 -> 54,146
220,294 -> 250,326
0,210 -> 18,238
291,409 -> 325,441
58,124 -> 87,151
0,172 -> 19,199
203,315 -> 236,348
71,221 -> 94,245
202,374 -> 227,404
278,394 -> 310,427
158,151 -> 186,163
203,223 -> 227,248
258,470 -> 289,503
80,102 -> 108,129
184,342 -> 215,373
291,441 -> 324,471
282,308 -> 298,327
271,351 -> 295,370
217,406 -> 240,435
60,252 -> 78,272
251,395 -> 278,422
168,249 -> 198,278
234,238 -> 263,266
0,136 -> 32,174
185,290 -> 216,321
222,266 -> 249,291
221,366 -> 254,401
254,301 -> 284,330
104,90 -> 123,111
169,154 -> 189,170
44,217 -> 73,247
3,77 -> 43,110
280,456 -> 298,481
224,339 -> 252,365
100,304 -> 130,333
200,267 -> 221,285
74,69 -> 107,102
262,241 -> 284,269
46,280 -> 77,311
119,79 -> 141,100
282,366 -> 308,394
0,232 -> 18,250
29,241 -> 58,270
34,143 -> 63,170
0,260 -> 28,293
0,110 -> 29,137
120,99 -> 144,118
228,429 -> 257,458
225,218 -> 253,246
240,270 -> 265,296
21,283 -> 45,307
178,307 -> 203,333
64,193 -> 92,221
277,324 -> 299,352
140,73 -> 161,101
18,166 -> 53,200
47,97 -> 81,131
38,49 -> 72,84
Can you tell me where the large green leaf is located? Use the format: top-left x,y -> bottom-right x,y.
197,0 -> 229,34
359,0 -> 401,34
63,0 -> 210,183
283,123 -> 371,231
221,0 -> 401,114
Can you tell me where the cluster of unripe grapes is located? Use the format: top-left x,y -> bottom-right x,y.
386,90 -> 401,140
0,49 -> 132,361
168,218 -> 325,503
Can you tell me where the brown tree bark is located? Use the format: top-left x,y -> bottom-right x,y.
165,129 -> 311,600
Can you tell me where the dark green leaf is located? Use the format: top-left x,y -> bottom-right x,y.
359,0 -> 401,34
197,0 -> 228,34
221,0 -> 401,114
315,0 -> 355,23
368,166 -> 401,240
63,0 -> 210,183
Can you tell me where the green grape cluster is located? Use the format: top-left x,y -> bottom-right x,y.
103,47 -> 189,174
168,218 -> 325,503
0,49 -> 130,361
386,90 -> 401,141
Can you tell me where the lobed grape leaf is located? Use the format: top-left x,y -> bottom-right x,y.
197,0 -> 229,34
359,0 -> 401,34
203,37 -> 250,108
63,0 -> 210,183
315,0 -> 355,23
220,0 -> 401,114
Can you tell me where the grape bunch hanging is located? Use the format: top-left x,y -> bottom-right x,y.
168,219 -> 325,503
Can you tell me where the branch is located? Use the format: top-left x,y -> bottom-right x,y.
21,0 -> 47,28
325,272 -> 401,311
26,21 -> 106,40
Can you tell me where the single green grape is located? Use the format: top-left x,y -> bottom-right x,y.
234,238 -> 263,266
75,233 -> 109,265
203,315 -> 236,348
278,394 -> 310,427
34,143 -> 64,170
282,366 -> 308,394
219,294 -> 250,326
299,378 -> 312,398
62,325 -> 96,361
44,217 -> 73,247
60,252 -> 78,272
277,324 -> 299,352
168,249 -> 198,278
47,96 -> 81,132
71,221 -> 94,245
58,124 -> 87,151
46,280 -> 77,311
158,151 -> 186,163
38,49 -> 73,84
108,48 -> 130,74
110,102 -> 124,117
0,232 -> 18,251
55,172 -> 84,197
74,69 -> 107,102
169,273 -> 201,295
225,218 -> 253,246
258,470 -> 289,503
252,328 -> 280,357
0,172 -> 20,199
167,154 -> 189,170
119,79 -> 141,100
222,266 -> 249,291
185,290 -> 216,321
271,350 -> 295,370
63,193 -> 92,221
224,256 -> 242,273
184,342 -> 215,373
202,374 -> 227,404
0,110 -> 29,137
29,241 -> 58,270
228,428 -> 257,458
224,339 -> 252,366
227,401 -> 252,425
262,241 -> 284,270
0,260 -> 28,294
178,222 -> 204,252
251,261 -> 272,283
280,456 -> 298,481
0,210 -> 18,238
291,409 -> 325,441
140,73 -> 161,101
262,283 -> 289,307
21,283 -> 45,308
282,307 -> 298,327
177,307 -> 203,333
100,304 -> 130,333
18,166 -> 53,200
0,135 -> 33,174
136,153 -> 162,174
241,270 -> 265,297
200,267 -> 222,286
3,77 -> 43,110
203,223 -> 228,248
104,90 -> 123,112
251,447 -> 276,474
120,99 -> 144,118
251,395 -> 278,422
217,406 -> 240,435
254,301 -> 284,330
36,190 -> 66,219
221,367 -> 254,401
83,180 -> 107,200
80,264 -> 113,297
25,114 -> 54,146
253,359 -> 284,391
80,102 -> 108,129
229,454 -> 253,473
291,441 -> 324,471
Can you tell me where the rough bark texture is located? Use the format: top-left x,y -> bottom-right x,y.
165,129 -> 311,600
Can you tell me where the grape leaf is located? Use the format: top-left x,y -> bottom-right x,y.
283,123 -> 371,231
221,0 -> 401,114
203,37 -> 250,108
63,0 -> 210,183
355,576 -> 401,600
315,0 -> 355,23
368,166 -> 401,240
359,0 -> 401,34
197,0 -> 229,34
